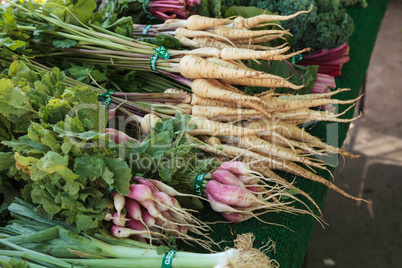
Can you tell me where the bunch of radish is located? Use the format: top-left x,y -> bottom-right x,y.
106,177 -> 214,249
204,164 -> 321,224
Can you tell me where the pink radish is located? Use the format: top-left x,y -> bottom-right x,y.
211,170 -> 245,188
221,212 -> 253,223
205,191 -> 242,213
104,212 -> 113,221
148,179 -> 186,196
126,218 -> 147,232
245,186 -> 260,193
111,225 -> 147,238
112,212 -> 127,226
245,186 -> 264,200
132,177 -> 159,192
169,196 -> 182,209
140,207 -> 156,228
178,225 -> 188,235
162,211 -> 174,220
155,212 -> 179,233
150,227 -> 162,234
113,192 -> 125,218
167,197 -> 203,226
218,161 -> 255,175
138,199 -> 164,220
125,198 -> 143,221
104,128 -> 139,144
126,184 -> 155,202
206,180 -> 261,207
152,191 -> 176,212
108,109 -> 116,122
141,207 -> 186,235
111,224 -> 163,240
236,175 -> 261,185
148,179 -> 208,201
126,218 -> 165,240
126,184 -> 172,212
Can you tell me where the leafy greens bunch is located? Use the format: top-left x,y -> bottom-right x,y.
0,60 -> 133,233
0,59 -> 71,214
221,0 -> 355,51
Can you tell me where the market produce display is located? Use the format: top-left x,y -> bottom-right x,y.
0,0 -> 388,267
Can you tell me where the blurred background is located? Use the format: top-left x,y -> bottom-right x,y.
306,0 -> 402,267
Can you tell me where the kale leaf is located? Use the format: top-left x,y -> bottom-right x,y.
222,0 -> 355,50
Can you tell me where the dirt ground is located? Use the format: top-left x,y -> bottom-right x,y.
306,1 -> 402,267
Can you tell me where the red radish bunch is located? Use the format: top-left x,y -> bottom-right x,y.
106,177 -> 213,249
204,162 -> 321,224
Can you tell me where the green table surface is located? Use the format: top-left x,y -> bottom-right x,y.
195,1 -> 391,267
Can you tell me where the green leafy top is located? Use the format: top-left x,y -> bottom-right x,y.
125,113 -> 218,184
196,0 -> 223,18
221,0 -> 355,51
0,60 -> 128,233
2,85 -> 130,233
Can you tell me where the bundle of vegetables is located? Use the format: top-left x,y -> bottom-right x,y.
0,199 -> 280,268
203,166 -> 319,224
106,177 -> 215,249
133,7 -> 311,51
98,0 -> 200,22
0,62 -> 136,234
298,42 -> 350,77
2,0 -> 314,92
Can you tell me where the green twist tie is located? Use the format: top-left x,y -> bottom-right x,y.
154,46 -> 171,60
142,0 -> 151,16
107,186 -> 116,197
150,53 -> 159,72
97,90 -> 114,109
290,54 -> 303,64
161,249 -> 176,268
149,46 -> 171,72
142,24 -> 152,37
194,173 -> 206,197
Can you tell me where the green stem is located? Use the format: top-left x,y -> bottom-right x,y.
20,243 -> 81,258
62,257 -> 221,268
15,25 -> 36,31
89,23 -> 138,43
0,253 -> 49,268
3,227 -> 58,245
27,262 -> 48,268
0,241 -> 72,268
94,233 -> 158,250
58,228 -> 161,259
